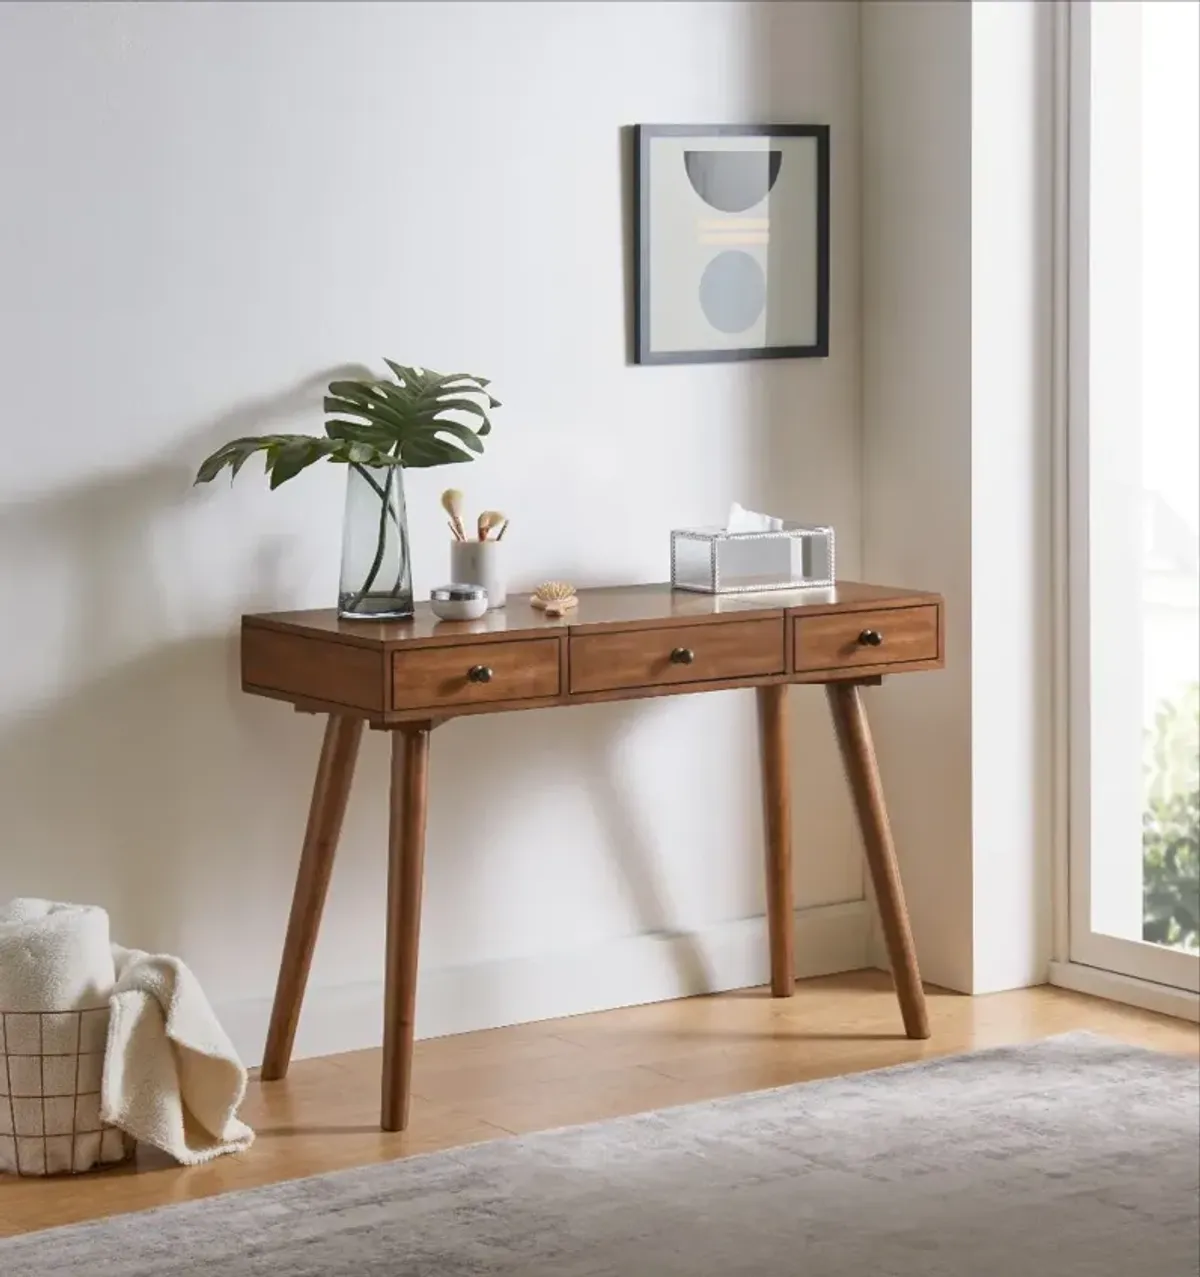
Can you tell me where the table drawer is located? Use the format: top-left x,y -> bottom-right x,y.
392,638 -> 561,710
569,618 -> 785,695
793,604 -> 939,673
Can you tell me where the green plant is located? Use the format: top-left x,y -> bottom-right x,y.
194,362 -> 500,613
1143,682 -> 1200,951
194,362 -> 500,489
1143,788 -> 1199,949
1145,683 -> 1200,805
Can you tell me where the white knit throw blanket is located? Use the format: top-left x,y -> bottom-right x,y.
0,899 -> 253,1173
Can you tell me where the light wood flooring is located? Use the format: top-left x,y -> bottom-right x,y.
3,972 -> 1197,1237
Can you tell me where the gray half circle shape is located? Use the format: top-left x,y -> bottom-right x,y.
699,250 -> 766,334
684,150 -> 783,213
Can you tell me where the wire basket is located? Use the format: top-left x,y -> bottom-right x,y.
1,1007 -> 134,1176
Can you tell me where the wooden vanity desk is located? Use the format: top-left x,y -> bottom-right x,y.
242,581 -> 945,1131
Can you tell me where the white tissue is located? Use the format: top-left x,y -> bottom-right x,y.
726,502 -> 784,533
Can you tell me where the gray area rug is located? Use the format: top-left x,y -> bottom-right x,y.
3,1033 -> 1198,1275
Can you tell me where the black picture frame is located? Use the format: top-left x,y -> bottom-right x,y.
633,123 -> 830,365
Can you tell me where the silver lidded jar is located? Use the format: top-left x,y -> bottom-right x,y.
429,583 -> 489,621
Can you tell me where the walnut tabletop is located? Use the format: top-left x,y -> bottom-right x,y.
242,580 -> 945,1131
243,581 -> 944,725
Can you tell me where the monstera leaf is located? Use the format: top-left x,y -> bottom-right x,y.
194,364 -> 499,488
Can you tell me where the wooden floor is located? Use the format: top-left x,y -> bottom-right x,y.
3,972 -> 1196,1237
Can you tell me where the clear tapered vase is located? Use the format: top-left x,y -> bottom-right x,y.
338,464 -> 414,620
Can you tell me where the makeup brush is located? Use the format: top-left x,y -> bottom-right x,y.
441,489 -> 467,541
478,509 -> 506,542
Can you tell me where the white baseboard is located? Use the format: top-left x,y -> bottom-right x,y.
218,900 -> 871,1068
1048,959 -> 1200,1023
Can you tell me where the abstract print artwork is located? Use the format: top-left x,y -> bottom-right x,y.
634,125 -> 830,364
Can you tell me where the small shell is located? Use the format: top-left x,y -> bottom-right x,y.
531,580 -> 577,610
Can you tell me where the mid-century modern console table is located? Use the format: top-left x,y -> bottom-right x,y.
243,581 -> 945,1131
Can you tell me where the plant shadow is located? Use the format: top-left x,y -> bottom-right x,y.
0,369 -> 368,965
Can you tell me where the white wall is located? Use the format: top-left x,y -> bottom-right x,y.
968,0 -> 1054,993
861,0 -> 975,992
0,1 -> 867,1060
861,0 -> 1054,993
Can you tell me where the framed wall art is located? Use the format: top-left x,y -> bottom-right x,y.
633,124 -> 830,365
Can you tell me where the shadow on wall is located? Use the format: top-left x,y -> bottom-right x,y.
0,371 -> 359,951
0,0 -> 862,1018
754,1 -> 859,537
419,698 -> 723,992
617,1 -> 859,551
0,364 -> 720,996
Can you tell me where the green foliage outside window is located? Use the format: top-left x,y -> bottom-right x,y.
1143,683 -> 1200,950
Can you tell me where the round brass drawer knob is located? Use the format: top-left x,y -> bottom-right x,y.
670,647 -> 696,665
467,665 -> 494,683
858,629 -> 884,648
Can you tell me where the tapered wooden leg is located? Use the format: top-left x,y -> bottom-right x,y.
757,684 -> 795,998
381,725 -> 431,1132
826,682 -> 930,1039
261,714 -> 364,1080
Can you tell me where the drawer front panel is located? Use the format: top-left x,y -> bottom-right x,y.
793,604 -> 939,673
569,618 -> 785,694
392,638 -> 561,709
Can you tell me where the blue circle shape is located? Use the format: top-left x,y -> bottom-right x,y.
698,251 -> 766,334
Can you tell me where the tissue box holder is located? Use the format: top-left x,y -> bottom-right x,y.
671,524 -> 835,595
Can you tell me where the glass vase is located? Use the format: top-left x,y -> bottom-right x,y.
338,464 -> 414,620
